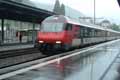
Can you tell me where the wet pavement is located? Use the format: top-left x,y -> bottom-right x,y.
3,40 -> 120,80
102,53 -> 120,80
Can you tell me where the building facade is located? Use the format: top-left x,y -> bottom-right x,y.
0,19 -> 40,45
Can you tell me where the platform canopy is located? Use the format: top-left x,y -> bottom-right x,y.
0,0 -> 55,23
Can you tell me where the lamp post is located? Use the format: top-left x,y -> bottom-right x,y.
94,0 -> 96,24
90,1 -> 96,80
78,0 -> 97,25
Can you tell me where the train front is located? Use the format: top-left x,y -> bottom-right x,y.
35,15 -> 69,51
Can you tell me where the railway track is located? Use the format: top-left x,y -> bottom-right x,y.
0,48 -> 40,59
0,44 -> 92,69
0,40 -> 111,59
0,39 -> 119,80
0,48 -> 46,69
0,40 -> 117,70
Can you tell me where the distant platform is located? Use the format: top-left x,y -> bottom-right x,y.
0,44 -> 34,52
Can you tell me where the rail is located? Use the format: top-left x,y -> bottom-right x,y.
0,39 -> 120,79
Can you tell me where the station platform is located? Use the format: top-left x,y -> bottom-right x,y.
2,39 -> 120,80
102,51 -> 120,80
0,44 -> 34,52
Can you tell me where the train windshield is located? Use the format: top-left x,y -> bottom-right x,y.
41,22 -> 64,32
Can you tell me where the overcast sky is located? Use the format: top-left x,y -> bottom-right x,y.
30,0 -> 120,24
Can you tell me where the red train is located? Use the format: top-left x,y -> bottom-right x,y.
34,15 -> 120,52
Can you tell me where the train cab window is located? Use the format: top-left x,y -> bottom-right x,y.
65,23 -> 72,31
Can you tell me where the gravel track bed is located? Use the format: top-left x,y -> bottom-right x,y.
0,52 -> 45,69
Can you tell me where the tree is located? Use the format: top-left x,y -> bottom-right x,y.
53,0 -> 61,14
111,24 -> 120,31
60,4 -> 65,15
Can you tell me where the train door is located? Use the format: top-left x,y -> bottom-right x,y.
80,26 -> 84,45
72,25 -> 81,47
65,23 -> 73,43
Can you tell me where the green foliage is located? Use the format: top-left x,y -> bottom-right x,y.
111,24 -> 120,31
53,0 -> 65,15
60,4 -> 65,15
53,0 -> 61,14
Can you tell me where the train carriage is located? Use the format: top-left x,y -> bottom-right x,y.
34,15 -> 120,52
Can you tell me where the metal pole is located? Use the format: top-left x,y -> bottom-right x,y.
90,1 -> 96,80
94,0 -> 96,24
1,18 -> 4,44
33,23 -> 35,43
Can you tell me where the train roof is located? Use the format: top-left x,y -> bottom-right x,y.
43,15 -> 120,34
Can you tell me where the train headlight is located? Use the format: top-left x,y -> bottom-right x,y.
39,41 -> 44,43
56,41 -> 61,44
